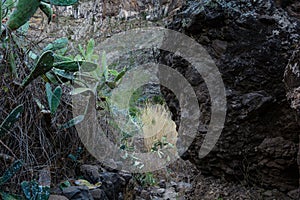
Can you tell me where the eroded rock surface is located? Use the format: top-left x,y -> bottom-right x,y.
162,0 -> 300,193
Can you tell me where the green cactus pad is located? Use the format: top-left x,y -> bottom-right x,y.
21,51 -> 54,88
39,2 -> 53,24
41,0 -> 78,6
7,0 -> 40,31
43,38 -> 69,52
51,86 -> 62,114
53,61 -> 98,72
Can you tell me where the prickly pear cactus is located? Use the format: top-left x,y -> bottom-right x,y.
6,0 -> 79,31
41,0 -> 79,6
53,60 -> 97,72
39,2 -> 53,24
43,37 -> 68,52
21,51 -> 55,88
6,0 -> 40,31
45,83 -> 62,115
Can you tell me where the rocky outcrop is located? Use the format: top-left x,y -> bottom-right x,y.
285,45 -> 300,116
284,25 -> 300,195
163,0 -> 300,193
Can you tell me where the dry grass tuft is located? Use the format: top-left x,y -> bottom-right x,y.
141,103 -> 178,152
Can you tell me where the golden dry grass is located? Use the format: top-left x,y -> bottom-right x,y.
140,103 -> 178,152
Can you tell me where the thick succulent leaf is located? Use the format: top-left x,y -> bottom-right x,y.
17,21 -> 30,34
74,179 -> 102,189
86,39 -> 95,60
21,51 -> 54,88
0,160 -> 23,185
50,0 -> 79,6
101,51 -> 108,80
0,105 -> 24,137
108,69 -> 119,76
115,70 -> 126,82
39,2 -> 53,24
45,72 -> 59,84
51,86 -> 62,114
21,181 -> 31,200
30,181 -> 39,199
106,81 -> 116,89
53,54 -> 73,63
58,115 -> 84,130
78,44 -> 85,57
52,68 -> 74,82
45,83 -> 53,110
43,38 -> 68,52
70,87 -> 93,95
34,98 -> 46,110
2,0 -> 15,12
53,60 -> 97,72
28,51 -> 38,60
9,52 -> 17,78
7,0 -> 40,30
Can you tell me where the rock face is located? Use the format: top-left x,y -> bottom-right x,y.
163,0 -> 300,192
284,27 -> 300,194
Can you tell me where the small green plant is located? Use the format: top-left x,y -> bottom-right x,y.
68,146 -> 83,162
76,39 -> 99,62
134,172 -> 157,187
71,49 -> 127,111
67,146 -> 83,167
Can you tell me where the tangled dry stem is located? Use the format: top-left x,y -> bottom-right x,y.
0,34 -> 83,190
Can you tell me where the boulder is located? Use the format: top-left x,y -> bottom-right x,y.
48,195 -> 69,200
62,186 -> 94,200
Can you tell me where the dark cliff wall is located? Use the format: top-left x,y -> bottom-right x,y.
163,0 -> 300,193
